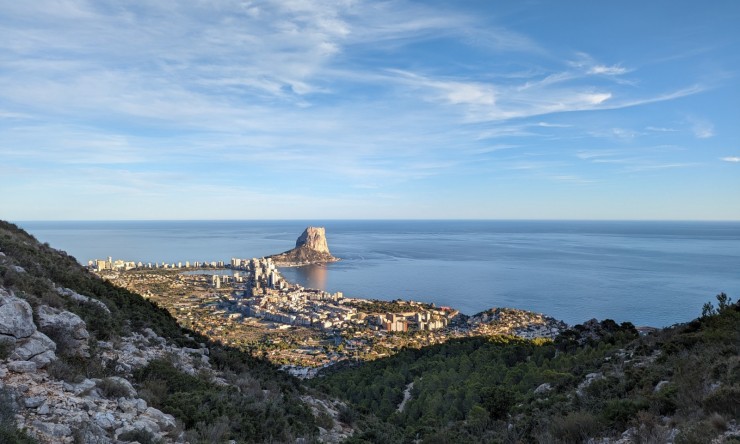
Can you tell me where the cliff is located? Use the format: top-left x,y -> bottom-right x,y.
269,227 -> 339,265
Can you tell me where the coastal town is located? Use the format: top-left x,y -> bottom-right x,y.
90,227 -> 567,377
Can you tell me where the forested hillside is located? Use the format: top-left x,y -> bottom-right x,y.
314,298 -> 739,443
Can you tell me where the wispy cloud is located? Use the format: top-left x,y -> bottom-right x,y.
623,163 -> 700,172
721,156 -> 740,163
588,65 -> 629,75
646,126 -> 678,132
689,118 -> 715,139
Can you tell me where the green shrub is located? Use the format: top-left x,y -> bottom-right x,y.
550,411 -> 602,443
47,359 -> 85,383
316,410 -> 334,429
97,378 -> 131,399
675,421 -> 716,444
703,385 -> 740,417
0,340 -> 12,360
0,387 -> 39,444
602,399 -> 647,429
118,428 -> 160,444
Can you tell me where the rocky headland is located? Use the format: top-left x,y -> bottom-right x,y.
269,227 -> 339,266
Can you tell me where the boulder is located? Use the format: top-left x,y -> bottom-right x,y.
132,417 -> 161,434
24,396 -> 46,408
36,305 -> 90,357
0,292 -> 36,338
93,411 -> 117,430
30,350 -> 57,368
0,334 -> 17,347
534,383 -> 553,395
75,421 -> 109,444
654,380 -> 670,393
64,378 -> 96,395
10,331 -> 57,364
7,360 -> 38,373
37,306 -> 89,340
96,376 -> 137,398
32,420 -> 72,438
576,372 -> 604,397
144,406 -> 177,432
37,403 -> 51,415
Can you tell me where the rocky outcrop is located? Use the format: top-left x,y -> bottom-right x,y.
300,395 -> 354,443
0,289 -> 36,339
37,305 -> 90,357
1,294 -> 201,443
56,287 -> 110,314
1,290 -> 57,369
296,227 -> 331,254
269,227 -> 339,265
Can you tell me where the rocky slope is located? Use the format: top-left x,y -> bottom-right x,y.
0,221 -> 352,443
269,227 -> 339,265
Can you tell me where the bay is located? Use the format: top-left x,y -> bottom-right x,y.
15,220 -> 740,327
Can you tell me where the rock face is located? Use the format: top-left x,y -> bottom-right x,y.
37,305 -> 90,357
296,227 -> 331,254
269,226 -> 339,265
1,296 -> 196,443
1,290 -> 58,369
0,290 -> 36,339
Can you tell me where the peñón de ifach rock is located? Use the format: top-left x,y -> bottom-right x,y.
269,227 -> 339,265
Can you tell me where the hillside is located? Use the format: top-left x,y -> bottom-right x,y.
0,221 -> 349,443
313,299 -> 739,443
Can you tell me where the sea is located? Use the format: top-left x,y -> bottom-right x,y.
14,220 -> 740,328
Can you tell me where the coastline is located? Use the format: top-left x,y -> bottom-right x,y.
17,219 -> 740,327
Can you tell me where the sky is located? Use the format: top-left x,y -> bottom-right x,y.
1,0 -> 739,221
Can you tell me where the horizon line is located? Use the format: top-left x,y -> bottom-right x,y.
11,218 -> 740,223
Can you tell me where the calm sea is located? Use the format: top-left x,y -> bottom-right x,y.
15,220 -> 740,327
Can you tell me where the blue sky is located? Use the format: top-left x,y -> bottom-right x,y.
1,0 -> 738,220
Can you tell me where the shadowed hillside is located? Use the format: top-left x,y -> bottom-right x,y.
313,297 -> 739,443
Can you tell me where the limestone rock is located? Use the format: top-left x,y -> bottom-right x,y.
37,403 -> 51,415
143,406 -> 177,432
269,226 -> 339,265
654,380 -> 670,393
0,334 -> 17,347
56,287 -> 111,314
296,227 -> 330,253
76,421 -> 109,444
37,306 -> 89,340
32,420 -> 72,438
576,372 -> 604,397
7,360 -> 37,373
0,292 -> 36,338
534,383 -> 553,395
30,350 -> 57,368
24,396 -> 46,408
96,376 -> 137,398
94,411 -> 117,430
37,305 -> 90,357
64,378 -> 96,395
10,331 -> 57,366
